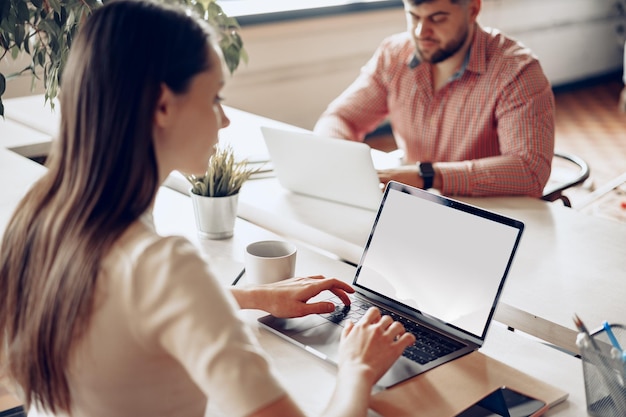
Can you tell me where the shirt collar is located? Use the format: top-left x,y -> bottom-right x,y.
407,48 -> 470,83
139,212 -> 156,232
407,24 -> 486,81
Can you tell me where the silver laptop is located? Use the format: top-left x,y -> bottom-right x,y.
258,181 -> 524,389
261,126 -> 396,211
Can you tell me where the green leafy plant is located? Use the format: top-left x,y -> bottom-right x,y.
186,144 -> 260,197
0,0 -> 247,116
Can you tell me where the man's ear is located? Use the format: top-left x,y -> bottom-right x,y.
469,0 -> 481,21
154,84 -> 176,128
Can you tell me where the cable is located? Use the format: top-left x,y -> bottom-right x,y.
231,268 -> 245,286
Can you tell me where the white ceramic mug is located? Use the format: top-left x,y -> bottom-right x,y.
244,240 -> 297,285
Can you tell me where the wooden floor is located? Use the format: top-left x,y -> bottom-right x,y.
552,73 -> 626,221
366,72 -> 626,221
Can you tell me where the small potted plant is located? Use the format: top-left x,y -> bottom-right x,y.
186,143 -> 259,239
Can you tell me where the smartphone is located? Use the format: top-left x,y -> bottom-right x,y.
456,386 -> 548,417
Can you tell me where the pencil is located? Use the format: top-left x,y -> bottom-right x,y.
573,313 -> 600,351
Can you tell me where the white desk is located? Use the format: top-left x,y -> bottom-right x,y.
237,177 -> 626,354
0,118 -> 52,158
130,101 -> 625,355
1,95 -> 60,139
0,100 -> 606,415
0,148 -> 47,235
2,94 -> 305,164
0,150 -> 588,416
152,186 -> 359,287
152,187 -> 587,417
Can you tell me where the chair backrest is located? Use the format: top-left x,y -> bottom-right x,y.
542,151 -> 590,207
0,382 -> 25,417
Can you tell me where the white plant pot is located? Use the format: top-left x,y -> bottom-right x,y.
190,191 -> 238,240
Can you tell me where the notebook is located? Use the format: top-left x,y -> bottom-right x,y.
261,126 -> 399,211
258,181 -> 525,388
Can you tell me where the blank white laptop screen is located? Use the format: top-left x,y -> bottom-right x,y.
354,183 -> 523,339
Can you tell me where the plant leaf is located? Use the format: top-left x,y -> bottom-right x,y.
0,0 -> 244,112
14,24 -> 25,47
0,32 -> 8,50
48,0 -> 62,14
17,1 -> 30,22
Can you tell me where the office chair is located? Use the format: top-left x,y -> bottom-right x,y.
0,406 -> 25,417
541,151 -> 590,207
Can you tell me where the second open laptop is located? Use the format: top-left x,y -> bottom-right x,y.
258,181 -> 525,389
261,126 -> 399,211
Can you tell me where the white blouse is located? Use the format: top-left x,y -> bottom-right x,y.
64,216 -> 285,417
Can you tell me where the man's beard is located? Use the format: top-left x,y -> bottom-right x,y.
416,26 -> 468,64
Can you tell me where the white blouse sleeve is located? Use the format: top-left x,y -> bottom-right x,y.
126,235 -> 285,417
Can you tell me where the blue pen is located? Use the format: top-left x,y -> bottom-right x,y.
602,321 -> 625,361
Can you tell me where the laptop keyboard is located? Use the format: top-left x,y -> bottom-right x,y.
319,296 -> 465,365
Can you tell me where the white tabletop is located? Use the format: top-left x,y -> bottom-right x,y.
0,118 -> 52,158
2,95 -> 60,138
0,100 -> 600,415
153,186 -> 359,287
0,150 -> 588,416
0,148 -> 47,235
237,176 -> 626,354
152,186 -> 587,417
2,94 -> 305,164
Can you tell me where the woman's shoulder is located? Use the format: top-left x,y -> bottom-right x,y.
99,219 -> 228,329
103,220 -> 206,289
114,219 -> 194,259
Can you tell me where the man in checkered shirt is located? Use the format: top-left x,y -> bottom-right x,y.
314,0 -> 555,198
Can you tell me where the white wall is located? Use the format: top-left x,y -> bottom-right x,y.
0,53 -> 45,99
221,8 -> 406,129
2,0 -> 624,129
222,0 -> 626,128
479,0 -> 626,85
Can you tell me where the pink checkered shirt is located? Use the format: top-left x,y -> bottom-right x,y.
314,25 -> 555,197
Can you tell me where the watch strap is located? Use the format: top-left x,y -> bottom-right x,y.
418,162 -> 434,190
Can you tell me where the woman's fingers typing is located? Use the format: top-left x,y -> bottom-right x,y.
338,307 -> 416,385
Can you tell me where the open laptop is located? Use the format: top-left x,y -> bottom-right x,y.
261,126 -> 399,211
258,181 -> 524,389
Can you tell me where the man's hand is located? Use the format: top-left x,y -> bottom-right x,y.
378,165 -> 423,189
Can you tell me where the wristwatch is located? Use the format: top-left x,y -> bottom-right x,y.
418,162 -> 434,190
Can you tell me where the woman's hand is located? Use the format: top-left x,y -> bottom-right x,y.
231,275 -> 355,318
319,308 -> 415,416
338,307 -> 416,387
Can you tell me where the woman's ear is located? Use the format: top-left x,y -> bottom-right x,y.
154,84 -> 176,128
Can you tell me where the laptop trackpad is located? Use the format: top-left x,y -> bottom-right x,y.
377,357 -> 424,388
259,314 -> 342,362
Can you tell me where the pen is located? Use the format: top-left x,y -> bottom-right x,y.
573,313 -> 600,351
602,321 -> 626,362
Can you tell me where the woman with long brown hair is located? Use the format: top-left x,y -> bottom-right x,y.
0,1 -> 414,416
